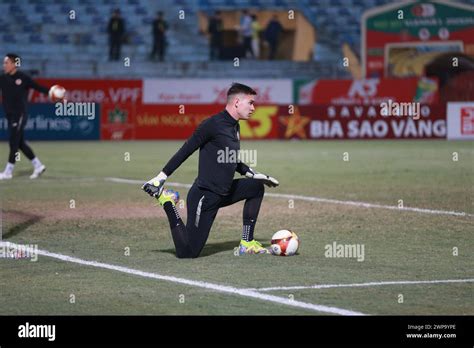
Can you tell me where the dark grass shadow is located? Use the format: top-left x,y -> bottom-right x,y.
154,240 -> 239,257
2,210 -> 44,239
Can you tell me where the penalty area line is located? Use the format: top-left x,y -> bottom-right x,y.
0,241 -> 365,316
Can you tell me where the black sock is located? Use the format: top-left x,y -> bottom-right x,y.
242,219 -> 256,242
242,190 -> 263,242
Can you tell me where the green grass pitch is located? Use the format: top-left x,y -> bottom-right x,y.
0,140 -> 473,315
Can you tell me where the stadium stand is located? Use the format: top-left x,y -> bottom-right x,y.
1,0 -> 473,79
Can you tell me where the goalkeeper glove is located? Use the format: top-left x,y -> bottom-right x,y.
142,171 -> 167,197
245,168 -> 279,187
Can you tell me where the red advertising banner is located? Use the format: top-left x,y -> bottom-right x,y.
298,77 -> 438,105
100,104 -> 280,140
30,79 -> 142,104
101,103 -> 136,140
133,104 -> 222,140
277,104 -> 446,140
101,102 -> 445,141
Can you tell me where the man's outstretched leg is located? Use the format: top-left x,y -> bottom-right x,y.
159,184 -> 220,259
158,189 -> 193,258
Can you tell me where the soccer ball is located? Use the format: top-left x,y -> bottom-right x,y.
270,229 -> 300,256
48,84 -> 66,102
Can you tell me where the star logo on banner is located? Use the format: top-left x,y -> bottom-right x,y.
108,106 -> 128,124
279,107 -> 310,139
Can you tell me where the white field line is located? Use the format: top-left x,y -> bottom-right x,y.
106,177 -> 193,188
0,241 -> 364,316
244,279 -> 474,292
105,177 -> 474,218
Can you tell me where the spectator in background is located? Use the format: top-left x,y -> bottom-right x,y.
251,14 -> 261,59
264,14 -> 283,60
107,8 -> 125,61
208,10 -> 223,60
150,11 -> 168,62
240,10 -> 253,58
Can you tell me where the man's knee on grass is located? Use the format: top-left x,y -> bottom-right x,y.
176,247 -> 201,259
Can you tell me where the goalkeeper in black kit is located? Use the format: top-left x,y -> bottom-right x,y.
0,53 -> 51,180
142,83 -> 279,258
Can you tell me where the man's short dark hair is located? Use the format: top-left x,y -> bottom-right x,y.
227,83 -> 257,99
5,53 -> 20,66
6,53 -> 20,61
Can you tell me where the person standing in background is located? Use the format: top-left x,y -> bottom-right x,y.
264,14 -> 283,60
251,14 -> 261,59
0,53 -> 52,180
208,10 -> 223,61
150,11 -> 168,62
107,8 -> 125,61
239,10 -> 253,58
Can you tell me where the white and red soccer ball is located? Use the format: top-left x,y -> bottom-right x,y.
48,84 -> 66,102
270,229 -> 300,256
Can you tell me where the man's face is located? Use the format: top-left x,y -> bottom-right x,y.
3,57 -> 17,74
235,94 -> 255,120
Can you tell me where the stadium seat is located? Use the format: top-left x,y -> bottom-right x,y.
0,0 -> 360,78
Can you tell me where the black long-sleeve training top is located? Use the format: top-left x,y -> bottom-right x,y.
162,109 -> 250,196
0,71 -> 49,118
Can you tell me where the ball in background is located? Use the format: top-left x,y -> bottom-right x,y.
48,84 -> 66,102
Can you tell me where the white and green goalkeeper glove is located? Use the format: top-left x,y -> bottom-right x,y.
245,168 -> 279,187
142,171 -> 167,197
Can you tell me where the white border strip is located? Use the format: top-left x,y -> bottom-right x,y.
105,177 -> 474,218
246,279 -> 474,292
0,241 -> 364,316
